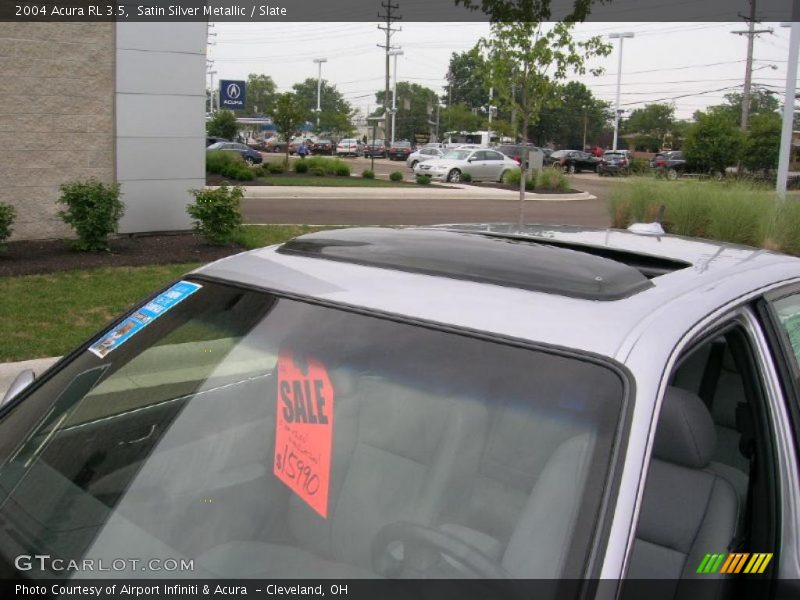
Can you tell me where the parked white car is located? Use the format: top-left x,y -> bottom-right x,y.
336,138 -> 362,157
414,148 -> 519,183
406,147 -> 445,169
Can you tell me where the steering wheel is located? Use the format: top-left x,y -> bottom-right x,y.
371,521 -> 510,579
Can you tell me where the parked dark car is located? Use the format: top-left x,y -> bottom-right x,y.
546,150 -> 599,174
312,139 -> 334,155
651,151 -> 687,180
206,137 -> 229,147
207,141 -> 263,165
388,141 -> 413,161
597,150 -> 632,176
364,139 -> 387,158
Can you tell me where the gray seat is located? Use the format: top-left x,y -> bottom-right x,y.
629,387 -> 740,594
197,367 -> 488,577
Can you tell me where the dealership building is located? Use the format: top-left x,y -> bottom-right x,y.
0,22 -> 206,241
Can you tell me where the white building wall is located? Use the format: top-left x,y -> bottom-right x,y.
115,22 -> 206,234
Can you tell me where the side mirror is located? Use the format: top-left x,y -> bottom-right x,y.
468,157 -> 476,162
1,369 -> 35,408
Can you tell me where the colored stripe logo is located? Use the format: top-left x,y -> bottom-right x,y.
697,553 -> 773,574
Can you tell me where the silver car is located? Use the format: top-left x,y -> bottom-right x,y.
405,146 -> 444,169
414,148 -> 519,183
1,224 -> 799,592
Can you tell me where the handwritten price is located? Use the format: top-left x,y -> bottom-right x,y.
275,444 -> 320,496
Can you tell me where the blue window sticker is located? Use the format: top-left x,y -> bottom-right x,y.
88,281 -> 202,359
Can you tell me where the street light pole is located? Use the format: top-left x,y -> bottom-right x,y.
312,58 -> 327,130
388,49 -> 403,144
777,21 -> 800,200
610,32 -> 634,151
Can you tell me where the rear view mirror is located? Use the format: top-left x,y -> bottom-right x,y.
1,369 -> 35,408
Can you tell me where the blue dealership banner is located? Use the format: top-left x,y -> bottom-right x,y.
88,281 -> 202,359
219,80 -> 246,110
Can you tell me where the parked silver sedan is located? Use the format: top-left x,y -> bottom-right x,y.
413,148 -> 519,183
405,147 -> 444,169
2,224 -> 799,593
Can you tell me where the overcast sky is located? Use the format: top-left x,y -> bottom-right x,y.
208,21 -> 796,121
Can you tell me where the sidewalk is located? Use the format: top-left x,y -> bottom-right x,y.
0,357 -> 60,398
238,184 -> 597,203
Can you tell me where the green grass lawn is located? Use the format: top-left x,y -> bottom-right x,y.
254,175 -> 408,187
0,226 -> 350,362
0,264 -> 200,362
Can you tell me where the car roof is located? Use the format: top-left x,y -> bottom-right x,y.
194,225 -> 800,361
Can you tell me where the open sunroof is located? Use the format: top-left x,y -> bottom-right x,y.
278,228 -> 655,301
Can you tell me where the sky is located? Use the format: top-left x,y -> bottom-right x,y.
207,21 -> 797,122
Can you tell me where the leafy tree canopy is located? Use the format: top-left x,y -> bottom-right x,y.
375,81 -> 440,142
243,74 -> 277,117
683,110 -> 743,173
291,78 -> 355,135
272,92 -> 306,163
206,110 -> 238,141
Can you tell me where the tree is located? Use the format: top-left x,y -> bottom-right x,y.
291,78 -> 355,136
532,81 -> 612,148
741,112 -> 782,174
683,110 -> 743,174
454,0 -> 603,23
441,103 -> 482,132
707,90 -> 780,127
479,21 -> 610,219
375,82 -> 439,143
244,74 -> 277,117
622,103 -> 675,151
445,48 -> 490,109
207,110 -> 238,141
272,93 -> 305,164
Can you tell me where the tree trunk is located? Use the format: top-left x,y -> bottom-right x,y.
518,113 -> 529,230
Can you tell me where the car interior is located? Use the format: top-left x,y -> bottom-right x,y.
627,322 -> 778,599
0,292 -> 624,582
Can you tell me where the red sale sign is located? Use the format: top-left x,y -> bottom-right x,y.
274,349 -> 335,518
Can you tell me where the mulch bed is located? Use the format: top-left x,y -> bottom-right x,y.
0,233 -> 244,278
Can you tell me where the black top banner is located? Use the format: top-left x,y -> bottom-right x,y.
0,0 -> 797,23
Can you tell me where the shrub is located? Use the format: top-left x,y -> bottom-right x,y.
630,157 -> 649,175
389,171 -> 403,182
503,169 -> 521,186
335,164 -> 351,177
268,163 -> 286,174
768,200 -> 800,256
0,202 -> 16,252
187,185 -> 243,245
57,179 -> 124,252
295,161 -> 309,174
460,172 -> 472,183
310,167 -> 326,177
535,169 -> 569,192
416,174 -> 432,185
206,150 -> 243,174
305,156 -> 351,175
362,169 -> 375,179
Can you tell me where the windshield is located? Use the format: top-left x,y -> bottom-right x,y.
0,279 -> 625,579
442,150 -> 471,161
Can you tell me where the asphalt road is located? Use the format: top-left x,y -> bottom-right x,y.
250,155 -> 622,228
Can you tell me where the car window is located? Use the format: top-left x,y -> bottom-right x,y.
485,151 -> 504,161
443,150 -> 471,160
0,280 -> 626,580
770,294 -> 800,368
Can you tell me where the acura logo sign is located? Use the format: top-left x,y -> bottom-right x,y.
226,83 -> 241,99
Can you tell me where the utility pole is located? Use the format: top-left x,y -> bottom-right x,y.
732,0 -> 774,131
777,20 -> 800,200
378,2 -> 401,143
389,49 -> 403,144
313,58 -> 327,130
206,22 -> 217,113
610,32 -> 634,152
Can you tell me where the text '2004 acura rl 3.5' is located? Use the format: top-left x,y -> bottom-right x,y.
1,225 -> 799,598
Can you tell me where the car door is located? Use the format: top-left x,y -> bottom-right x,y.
483,150 -> 508,181
466,150 -> 488,179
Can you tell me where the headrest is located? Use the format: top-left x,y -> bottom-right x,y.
653,387 -> 716,469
